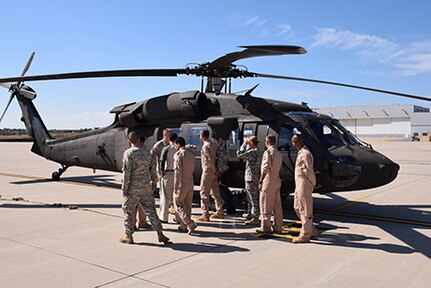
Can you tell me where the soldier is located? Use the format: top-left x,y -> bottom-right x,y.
151,128 -> 172,210
237,136 -> 261,225
133,136 -> 152,231
173,137 -> 198,234
158,133 -> 178,223
256,134 -> 283,234
196,130 -> 225,221
291,134 -> 320,243
120,131 -> 170,245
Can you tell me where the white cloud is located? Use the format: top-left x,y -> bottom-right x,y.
394,53 -> 431,76
311,27 -> 431,76
228,13 -> 293,38
277,23 -> 292,36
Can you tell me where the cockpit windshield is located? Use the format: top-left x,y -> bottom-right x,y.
331,121 -> 361,146
308,119 -> 346,150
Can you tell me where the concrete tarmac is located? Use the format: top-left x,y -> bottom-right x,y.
0,141 -> 430,288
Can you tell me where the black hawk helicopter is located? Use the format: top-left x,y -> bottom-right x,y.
1,45 -> 430,212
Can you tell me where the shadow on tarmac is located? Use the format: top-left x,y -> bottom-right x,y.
134,241 -> 250,253
4,174 -> 431,258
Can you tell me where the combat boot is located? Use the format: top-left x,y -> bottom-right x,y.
119,234 -> 134,244
242,213 -> 252,220
137,221 -> 152,230
245,217 -> 260,225
195,215 -> 210,222
292,236 -> 310,244
210,213 -> 225,219
157,231 -> 171,244
187,222 -> 198,235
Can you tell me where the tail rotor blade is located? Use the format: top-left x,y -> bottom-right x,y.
0,83 -> 12,90
0,94 -> 15,125
21,52 -> 36,77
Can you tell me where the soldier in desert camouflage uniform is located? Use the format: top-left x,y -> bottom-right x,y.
120,131 -> 170,244
237,136 -> 261,225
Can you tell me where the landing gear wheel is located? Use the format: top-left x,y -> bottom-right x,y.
52,171 -> 60,181
51,165 -> 69,181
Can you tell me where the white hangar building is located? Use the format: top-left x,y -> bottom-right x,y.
314,104 -> 431,138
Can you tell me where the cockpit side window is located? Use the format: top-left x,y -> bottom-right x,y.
309,119 -> 345,150
278,126 -> 296,152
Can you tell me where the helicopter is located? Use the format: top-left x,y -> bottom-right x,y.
1,45 -> 430,213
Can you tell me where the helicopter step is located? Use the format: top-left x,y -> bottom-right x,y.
52,165 -> 69,181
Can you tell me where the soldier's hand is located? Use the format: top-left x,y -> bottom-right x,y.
216,170 -> 222,178
315,183 -> 322,189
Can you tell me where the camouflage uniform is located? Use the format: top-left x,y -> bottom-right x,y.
122,146 -> 162,236
237,142 -> 260,218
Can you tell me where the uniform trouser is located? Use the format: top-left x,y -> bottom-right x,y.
245,180 -> 260,218
200,170 -> 223,217
294,184 -> 314,238
174,179 -> 194,226
159,172 -> 174,222
133,203 -> 147,226
260,176 -> 283,232
123,190 -> 163,236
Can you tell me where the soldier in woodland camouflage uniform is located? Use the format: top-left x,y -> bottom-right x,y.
120,131 -> 170,244
237,136 -> 261,225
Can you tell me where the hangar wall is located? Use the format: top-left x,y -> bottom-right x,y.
315,104 -> 430,138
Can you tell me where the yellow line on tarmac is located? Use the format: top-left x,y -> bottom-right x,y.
329,196 -> 369,211
0,172 -> 117,190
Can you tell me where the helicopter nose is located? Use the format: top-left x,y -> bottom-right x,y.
377,160 -> 400,184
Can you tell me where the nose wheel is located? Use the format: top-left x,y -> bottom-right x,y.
52,165 -> 69,181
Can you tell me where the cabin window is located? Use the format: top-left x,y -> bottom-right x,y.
171,127 -> 182,137
229,128 -> 239,150
243,124 -> 254,141
188,127 -> 205,151
278,126 -> 296,152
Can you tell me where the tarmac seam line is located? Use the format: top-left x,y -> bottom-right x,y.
96,239 -> 242,288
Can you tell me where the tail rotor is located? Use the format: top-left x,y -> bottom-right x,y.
0,52 -> 36,126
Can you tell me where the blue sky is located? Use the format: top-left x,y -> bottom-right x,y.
0,0 -> 430,128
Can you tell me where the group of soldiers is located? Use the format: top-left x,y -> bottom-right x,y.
119,128 -> 319,245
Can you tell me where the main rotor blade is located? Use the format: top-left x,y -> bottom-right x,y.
0,94 -> 14,125
209,45 -> 306,71
254,72 -> 431,102
21,52 -> 36,77
0,69 -> 187,83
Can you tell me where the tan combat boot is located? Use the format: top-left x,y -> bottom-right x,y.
119,234 -> 134,244
210,213 -> 225,219
292,236 -> 310,244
